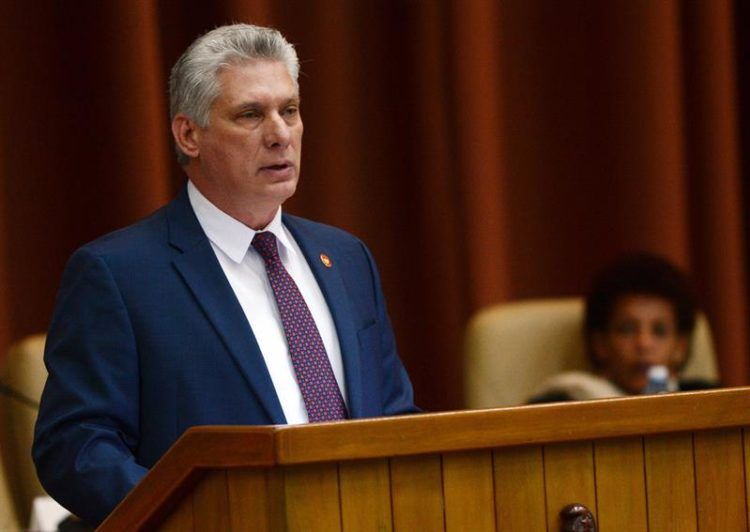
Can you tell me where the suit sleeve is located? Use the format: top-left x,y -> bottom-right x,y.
33,247 -> 147,526
360,242 -> 420,415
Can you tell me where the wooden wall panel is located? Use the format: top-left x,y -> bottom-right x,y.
493,445 -> 546,532
284,463 -> 342,531
543,441 -> 596,531
644,433 -> 697,532
594,437 -> 647,531
694,429 -> 748,530
442,450 -> 495,531
157,497 -> 194,532
192,471 -> 230,532
339,458 -> 393,531
390,455 -> 445,530
227,469 -> 286,531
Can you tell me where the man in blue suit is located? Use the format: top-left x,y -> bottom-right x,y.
33,24 -> 417,526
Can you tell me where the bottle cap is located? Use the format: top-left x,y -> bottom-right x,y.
647,365 -> 669,381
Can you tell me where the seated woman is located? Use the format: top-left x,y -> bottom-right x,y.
528,253 -> 718,403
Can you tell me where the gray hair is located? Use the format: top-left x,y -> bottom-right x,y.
169,24 -> 300,164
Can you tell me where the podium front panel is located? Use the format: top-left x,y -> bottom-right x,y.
94,389 -> 750,531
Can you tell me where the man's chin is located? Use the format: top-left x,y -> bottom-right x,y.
265,179 -> 298,203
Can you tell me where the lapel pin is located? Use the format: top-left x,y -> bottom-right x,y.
320,253 -> 332,268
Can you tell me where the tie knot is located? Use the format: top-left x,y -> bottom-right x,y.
252,231 -> 280,264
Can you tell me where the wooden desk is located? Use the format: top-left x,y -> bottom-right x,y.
100,387 -> 750,531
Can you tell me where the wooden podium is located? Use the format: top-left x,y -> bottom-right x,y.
99,387 -> 750,531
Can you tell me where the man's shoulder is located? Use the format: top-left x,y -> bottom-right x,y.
76,203 -> 172,265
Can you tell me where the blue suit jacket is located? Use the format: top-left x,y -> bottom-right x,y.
33,188 -> 417,524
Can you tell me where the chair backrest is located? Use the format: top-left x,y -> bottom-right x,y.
464,297 -> 719,408
0,334 -> 48,526
0,448 -> 21,531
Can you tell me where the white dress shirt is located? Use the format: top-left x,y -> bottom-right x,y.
187,181 -> 347,424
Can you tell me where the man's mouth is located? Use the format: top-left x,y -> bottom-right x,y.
260,161 -> 293,172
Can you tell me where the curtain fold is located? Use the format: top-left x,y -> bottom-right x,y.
682,0 -> 749,385
1,1 -> 747,409
449,0 -> 511,309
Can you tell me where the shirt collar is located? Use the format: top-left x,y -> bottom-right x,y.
187,180 -> 298,264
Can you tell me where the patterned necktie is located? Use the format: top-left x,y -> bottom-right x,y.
252,231 -> 348,422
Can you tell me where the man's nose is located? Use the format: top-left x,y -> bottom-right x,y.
263,113 -> 291,147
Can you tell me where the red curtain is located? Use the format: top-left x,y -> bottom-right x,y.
1,1 -> 747,411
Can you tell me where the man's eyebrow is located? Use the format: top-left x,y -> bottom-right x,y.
231,97 -> 301,113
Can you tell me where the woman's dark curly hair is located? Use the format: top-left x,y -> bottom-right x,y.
584,253 -> 697,367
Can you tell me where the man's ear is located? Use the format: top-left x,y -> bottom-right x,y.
171,114 -> 201,159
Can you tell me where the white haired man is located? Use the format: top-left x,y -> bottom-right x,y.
33,24 -> 417,526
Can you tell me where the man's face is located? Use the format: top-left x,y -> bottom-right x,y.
593,294 -> 687,394
188,60 -> 303,224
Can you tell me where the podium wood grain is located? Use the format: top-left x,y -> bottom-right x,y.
157,496 -> 193,532
493,445 -> 546,531
694,428 -> 747,530
226,469 -> 286,531
96,388 -> 750,531
339,458 -> 392,531
594,437 -> 647,531
644,433 -> 697,532
543,441 -> 596,529
284,463 -> 341,531
442,450 -> 495,531
192,471 -> 229,532
390,454 -> 444,530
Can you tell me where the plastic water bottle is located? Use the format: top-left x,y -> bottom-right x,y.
642,365 -> 670,395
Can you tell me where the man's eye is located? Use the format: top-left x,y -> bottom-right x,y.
240,110 -> 260,119
284,107 -> 299,117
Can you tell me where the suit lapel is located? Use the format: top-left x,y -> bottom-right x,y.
283,215 -> 364,418
165,189 -> 286,424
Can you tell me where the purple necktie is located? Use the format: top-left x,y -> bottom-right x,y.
252,231 -> 348,422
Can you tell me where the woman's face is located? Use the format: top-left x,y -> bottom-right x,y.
592,294 -> 688,394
